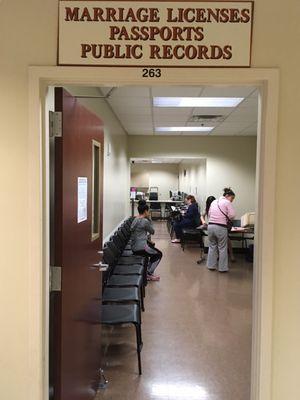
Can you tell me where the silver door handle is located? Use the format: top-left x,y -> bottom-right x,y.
92,261 -> 109,272
99,262 -> 109,271
98,250 -> 103,255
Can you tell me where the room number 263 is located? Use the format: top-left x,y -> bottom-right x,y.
142,68 -> 162,78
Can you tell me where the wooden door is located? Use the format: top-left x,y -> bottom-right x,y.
50,87 -> 104,400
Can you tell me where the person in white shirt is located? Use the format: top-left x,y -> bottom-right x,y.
207,188 -> 236,272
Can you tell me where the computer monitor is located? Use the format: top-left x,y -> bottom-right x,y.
149,192 -> 158,200
149,187 -> 158,200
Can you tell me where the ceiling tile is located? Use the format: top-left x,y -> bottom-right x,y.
108,97 -> 151,108
192,107 -> 233,116
239,97 -> 258,108
116,108 -> 152,117
201,86 -> 257,98
186,122 -> 216,127
241,122 -> 258,136
99,87 -> 114,96
153,117 -> 188,125
212,121 -> 251,134
226,107 -> 258,119
154,108 -> 192,118
152,86 -> 202,97
221,121 -> 253,129
109,86 -> 150,97
225,112 -> 257,123
120,114 -> 152,124
250,89 -> 259,98
103,85 -> 258,137
123,122 -> 153,130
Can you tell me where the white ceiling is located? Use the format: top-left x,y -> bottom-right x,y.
101,85 -> 258,136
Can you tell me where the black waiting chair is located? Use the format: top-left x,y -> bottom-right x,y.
112,232 -> 133,256
118,228 -> 133,250
106,274 -> 144,311
105,243 -> 146,280
100,218 -> 145,375
102,287 -> 142,321
112,231 -> 132,253
106,241 -> 144,266
101,304 -> 143,375
181,227 -> 206,252
103,245 -> 145,310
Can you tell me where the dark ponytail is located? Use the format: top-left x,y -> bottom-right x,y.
223,187 -> 235,197
205,196 -> 216,216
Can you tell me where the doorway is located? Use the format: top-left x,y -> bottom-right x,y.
50,83 -> 257,399
28,66 -> 278,400
49,88 -> 105,399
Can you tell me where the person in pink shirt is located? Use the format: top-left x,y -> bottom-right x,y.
207,188 -> 236,272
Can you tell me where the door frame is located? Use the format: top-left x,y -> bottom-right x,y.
28,66 -> 279,400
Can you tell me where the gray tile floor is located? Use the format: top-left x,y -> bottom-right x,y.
97,222 -> 253,400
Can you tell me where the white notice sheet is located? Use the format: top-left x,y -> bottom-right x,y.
77,177 -> 88,223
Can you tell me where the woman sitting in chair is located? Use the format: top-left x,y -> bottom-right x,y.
172,195 -> 200,243
131,203 -> 163,281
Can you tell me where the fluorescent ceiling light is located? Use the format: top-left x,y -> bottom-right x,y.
153,97 -> 244,107
156,127 -> 214,132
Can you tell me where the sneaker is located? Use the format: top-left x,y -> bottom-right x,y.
147,274 -> 160,281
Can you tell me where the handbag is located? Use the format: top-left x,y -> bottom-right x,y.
217,201 -> 233,232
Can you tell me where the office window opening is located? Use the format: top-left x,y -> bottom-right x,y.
91,140 -> 101,241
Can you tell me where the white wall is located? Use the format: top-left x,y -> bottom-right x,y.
179,159 -> 207,206
1,1 -> 300,399
129,136 -> 256,218
64,86 -> 130,239
131,163 -> 179,199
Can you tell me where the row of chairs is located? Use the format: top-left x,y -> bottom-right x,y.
100,217 -> 148,375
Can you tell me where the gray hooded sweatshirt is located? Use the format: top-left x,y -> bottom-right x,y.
130,217 -> 155,252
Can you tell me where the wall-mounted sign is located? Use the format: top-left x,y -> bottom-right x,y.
58,1 -> 254,67
77,177 -> 88,223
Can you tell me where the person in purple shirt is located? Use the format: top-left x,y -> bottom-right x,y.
207,188 -> 236,272
172,195 -> 200,243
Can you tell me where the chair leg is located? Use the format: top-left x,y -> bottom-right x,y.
138,300 -> 142,322
140,286 -> 145,312
135,324 -> 142,375
141,284 -> 145,298
143,263 -> 148,287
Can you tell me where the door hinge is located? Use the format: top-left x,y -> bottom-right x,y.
50,266 -> 62,292
49,111 -> 62,137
